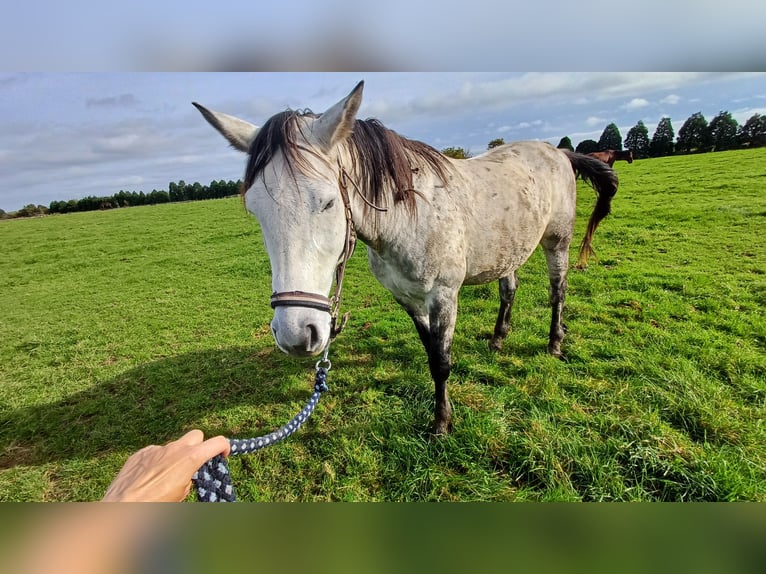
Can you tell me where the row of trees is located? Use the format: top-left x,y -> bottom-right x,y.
1,179 -> 243,219
443,111 -> 766,161
560,111 -> 766,159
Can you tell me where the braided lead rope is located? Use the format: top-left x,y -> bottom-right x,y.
193,359 -> 330,502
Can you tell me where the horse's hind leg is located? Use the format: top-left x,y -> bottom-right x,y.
489,272 -> 518,351
541,237 -> 570,358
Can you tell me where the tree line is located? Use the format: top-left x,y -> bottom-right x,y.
1,179 -> 242,220
560,111 -> 766,159
440,111 -> 766,160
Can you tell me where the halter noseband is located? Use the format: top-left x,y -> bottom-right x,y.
270,291 -> 332,313
268,161 -> 363,340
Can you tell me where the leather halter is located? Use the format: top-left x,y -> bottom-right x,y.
269,161 -> 362,341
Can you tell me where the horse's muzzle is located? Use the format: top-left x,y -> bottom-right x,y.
269,292 -> 332,356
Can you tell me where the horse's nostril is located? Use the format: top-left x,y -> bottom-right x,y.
306,323 -> 319,349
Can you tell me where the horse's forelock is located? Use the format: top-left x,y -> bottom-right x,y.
242,109 -> 321,196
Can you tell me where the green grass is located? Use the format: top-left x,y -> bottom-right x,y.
1,148 -> 764,501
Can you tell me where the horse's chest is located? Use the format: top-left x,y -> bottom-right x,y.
366,246 -> 442,305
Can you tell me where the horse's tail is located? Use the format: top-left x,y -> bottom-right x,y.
564,150 -> 619,268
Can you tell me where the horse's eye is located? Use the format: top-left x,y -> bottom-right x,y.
321,199 -> 336,212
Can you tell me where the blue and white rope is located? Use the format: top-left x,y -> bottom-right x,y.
192,366 -> 329,502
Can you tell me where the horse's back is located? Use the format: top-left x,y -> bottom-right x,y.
463,141 -> 576,218
452,141 -> 576,284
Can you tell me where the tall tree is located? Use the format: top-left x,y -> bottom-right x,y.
488,138 -> 505,149
169,180 -> 185,202
650,117 -> 675,157
676,112 -> 710,154
624,120 -> 650,159
441,147 -> 472,159
557,136 -> 574,151
575,139 -> 599,154
598,123 -> 623,151
708,110 -> 739,151
737,113 -> 766,148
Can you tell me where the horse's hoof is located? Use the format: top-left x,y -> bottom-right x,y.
548,347 -> 567,361
547,345 -> 563,358
489,339 -> 502,352
429,419 -> 453,436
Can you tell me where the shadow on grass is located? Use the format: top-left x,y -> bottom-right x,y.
0,346 -> 324,470
0,317 -> 560,474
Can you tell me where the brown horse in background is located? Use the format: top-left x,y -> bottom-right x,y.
588,149 -> 633,167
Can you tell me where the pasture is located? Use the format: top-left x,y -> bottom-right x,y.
1,147 -> 764,501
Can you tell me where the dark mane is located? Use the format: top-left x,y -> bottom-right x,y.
242,110 -> 451,218
348,118 -> 450,215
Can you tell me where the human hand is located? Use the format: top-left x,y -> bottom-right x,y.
103,430 -> 231,502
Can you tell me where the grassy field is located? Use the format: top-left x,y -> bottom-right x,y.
1,148 -> 764,501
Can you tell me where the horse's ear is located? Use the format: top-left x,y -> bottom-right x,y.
192,102 -> 259,152
313,81 -> 364,151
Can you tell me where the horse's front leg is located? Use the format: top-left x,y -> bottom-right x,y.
425,288 -> 459,435
404,305 -> 451,434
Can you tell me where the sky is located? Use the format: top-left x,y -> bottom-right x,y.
4,1 -> 766,71
2,72 -> 765,212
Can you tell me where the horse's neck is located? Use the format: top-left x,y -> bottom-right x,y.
336,146 -> 383,249
338,142 -> 447,253
342,167 -> 412,253
347,182 -> 388,252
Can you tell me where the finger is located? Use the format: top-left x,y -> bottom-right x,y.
193,435 -> 231,463
174,429 -> 204,447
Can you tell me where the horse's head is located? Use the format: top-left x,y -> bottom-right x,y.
194,81 -> 364,356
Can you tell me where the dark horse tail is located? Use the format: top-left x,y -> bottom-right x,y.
564,150 -> 619,268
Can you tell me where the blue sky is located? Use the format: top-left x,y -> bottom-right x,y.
2,72 -> 765,212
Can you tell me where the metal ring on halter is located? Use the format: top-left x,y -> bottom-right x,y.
315,346 -> 332,371
315,358 -> 331,371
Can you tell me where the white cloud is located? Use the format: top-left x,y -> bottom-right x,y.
732,106 -> 766,124
625,98 -> 650,110
586,116 -> 606,127
661,94 -> 681,104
